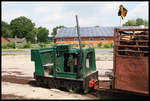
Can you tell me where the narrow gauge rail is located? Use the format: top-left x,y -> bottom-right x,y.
89,79 -> 149,100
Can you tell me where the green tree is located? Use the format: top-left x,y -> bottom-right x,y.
2,21 -> 13,38
51,25 -> 64,38
144,20 -> 148,26
97,42 -> 102,48
26,28 -> 38,43
136,18 -> 144,26
10,16 -> 35,38
123,18 -> 148,26
123,20 -> 136,26
37,27 -> 49,43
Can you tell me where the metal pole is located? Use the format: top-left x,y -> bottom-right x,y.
120,17 -> 122,27
75,15 -> 82,78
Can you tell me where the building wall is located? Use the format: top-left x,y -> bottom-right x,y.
56,37 -> 114,47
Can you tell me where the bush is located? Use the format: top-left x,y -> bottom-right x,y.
2,42 -> 16,49
2,44 -> 8,49
97,42 -> 102,48
110,42 -> 113,48
7,42 -> 16,48
72,44 -> 85,47
50,42 -> 57,47
17,44 -> 23,49
82,43 -> 86,47
72,44 -> 79,47
31,44 -> 40,49
21,42 -> 32,48
38,42 -> 47,48
103,44 -> 110,48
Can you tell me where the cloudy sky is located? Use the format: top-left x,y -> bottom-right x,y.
2,1 -> 149,36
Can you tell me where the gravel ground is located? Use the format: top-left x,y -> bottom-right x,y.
2,52 -> 113,100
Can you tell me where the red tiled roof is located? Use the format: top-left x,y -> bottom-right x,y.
7,38 -> 15,42
7,37 -> 26,43
16,37 -> 26,42
1,37 -> 9,44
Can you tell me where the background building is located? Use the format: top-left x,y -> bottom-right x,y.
55,26 -> 148,47
1,37 -> 9,44
55,26 -> 114,47
1,37 -> 26,44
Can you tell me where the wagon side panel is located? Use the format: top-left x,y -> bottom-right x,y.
114,56 -> 148,95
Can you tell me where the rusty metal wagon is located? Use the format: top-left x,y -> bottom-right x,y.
112,28 -> 149,95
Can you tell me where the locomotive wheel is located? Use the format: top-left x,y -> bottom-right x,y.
67,86 -> 77,93
48,79 -> 55,89
67,82 -> 79,93
48,81 -> 52,89
36,78 -> 42,86
36,81 -> 41,86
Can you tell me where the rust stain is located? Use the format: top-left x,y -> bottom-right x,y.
113,28 -> 149,95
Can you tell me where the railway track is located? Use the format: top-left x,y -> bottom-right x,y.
89,80 -> 149,100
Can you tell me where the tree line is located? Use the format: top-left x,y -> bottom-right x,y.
123,18 -> 148,26
2,16 -> 64,43
2,16 -> 148,44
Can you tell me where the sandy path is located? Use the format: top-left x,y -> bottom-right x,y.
2,54 -> 113,99
2,81 -> 93,100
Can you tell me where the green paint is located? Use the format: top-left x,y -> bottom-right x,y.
31,44 -> 97,79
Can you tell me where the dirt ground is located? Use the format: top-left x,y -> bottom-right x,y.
1,53 -> 113,100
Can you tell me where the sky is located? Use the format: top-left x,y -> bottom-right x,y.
2,1 -> 149,36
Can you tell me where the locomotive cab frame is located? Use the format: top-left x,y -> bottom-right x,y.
31,44 -> 99,93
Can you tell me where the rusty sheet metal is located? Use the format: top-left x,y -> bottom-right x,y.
113,56 -> 149,95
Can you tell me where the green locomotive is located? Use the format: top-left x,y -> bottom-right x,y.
31,44 -> 99,93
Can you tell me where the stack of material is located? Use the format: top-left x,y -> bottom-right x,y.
117,30 -> 149,57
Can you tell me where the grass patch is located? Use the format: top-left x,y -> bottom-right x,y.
2,53 -> 29,55
2,54 -> 17,56
94,47 -> 113,49
2,49 -> 25,52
